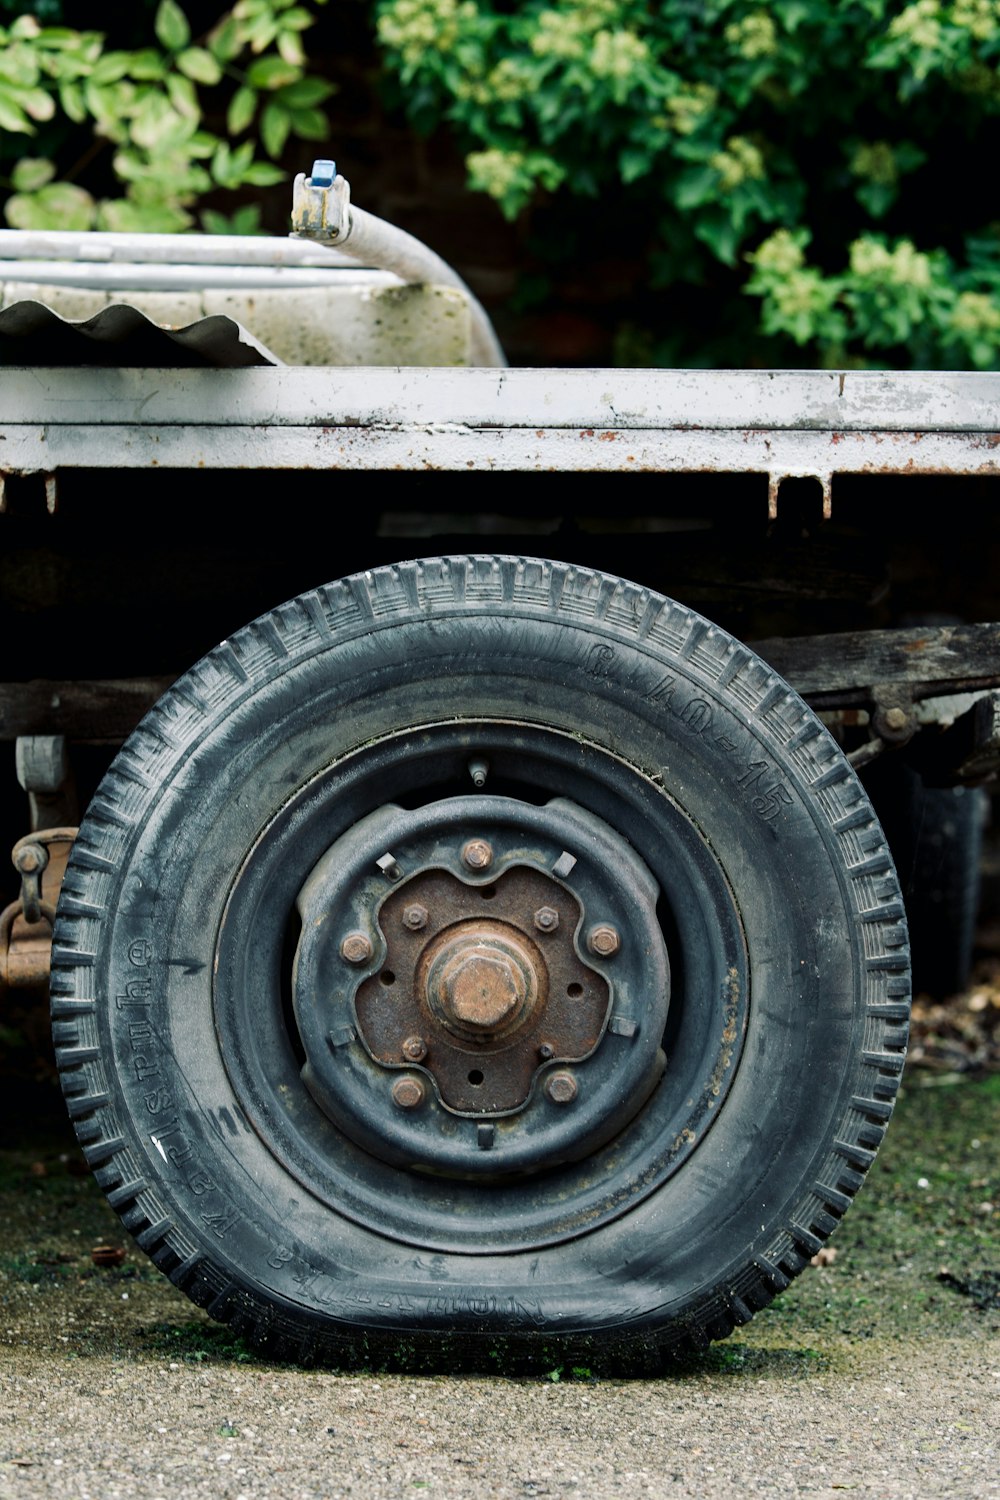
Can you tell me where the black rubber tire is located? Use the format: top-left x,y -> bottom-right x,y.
51,557 -> 910,1369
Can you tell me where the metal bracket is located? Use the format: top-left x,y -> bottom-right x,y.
16,734 -> 79,830
0,826 -> 77,990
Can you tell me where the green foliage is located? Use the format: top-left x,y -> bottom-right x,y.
2,1 -> 1000,365
746,228 -> 1000,368
0,0 -> 333,233
373,0 -> 1000,367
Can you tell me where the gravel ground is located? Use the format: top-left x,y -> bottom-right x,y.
2,1340 -> 998,1500
1,1071 -> 997,1499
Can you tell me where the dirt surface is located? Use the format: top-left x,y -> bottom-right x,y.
1,1064 -> 997,1499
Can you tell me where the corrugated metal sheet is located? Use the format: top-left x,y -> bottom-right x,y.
0,299 -> 280,368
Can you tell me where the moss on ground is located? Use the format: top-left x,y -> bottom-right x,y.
0,1072 -> 996,1373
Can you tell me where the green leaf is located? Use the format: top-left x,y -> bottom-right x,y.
619,146 -> 652,184
189,130 -> 219,158
91,51 -> 132,85
155,0 -> 191,52
13,86 -> 56,122
277,30 -> 305,66
260,99 -> 291,157
58,79 -> 86,122
9,15 -> 41,40
274,76 -> 334,108
243,15 -> 280,54
11,156 -> 55,191
243,160 -> 285,185
672,166 -> 719,211
129,49 -> 168,81
279,8 -> 316,31
5,181 -> 96,231
0,88 -> 32,133
34,27 -> 81,47
209,17 -> 242,62
211,140 -> 234,186
247,56 -> 301,90
166,72 -> 200,120
0,44 -> 41,87
286,104 -> 327,140
694,213 -> 741,266
227,84 -> 257,134
97,196 -> 193,233
201,204 -> 263,235
177,48 -> 222,86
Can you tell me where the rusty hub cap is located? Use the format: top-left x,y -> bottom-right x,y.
292,794 -> 670,1177
354,866 -> 604,1114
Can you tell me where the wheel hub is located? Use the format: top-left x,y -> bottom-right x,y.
428,923 -> 532,1034
292,794 -> 670,1177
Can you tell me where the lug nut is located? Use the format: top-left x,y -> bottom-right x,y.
533,906 -> 559,933
391,1076 -> 426,1110
402,1035 -> 427,1062
545,1070 -> 578,1104
587,923 -> 621,957
402,903 -> 428,931
340,931 -> 373,964
462,838 -> 494,871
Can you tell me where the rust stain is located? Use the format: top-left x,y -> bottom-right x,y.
599,431 -> 617,442
902,637 -> 930,652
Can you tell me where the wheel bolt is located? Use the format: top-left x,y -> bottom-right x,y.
533,906 -> 559,933
340,931 -> 373,964
462,839 -> 494,871
391,1076 -> 426,1110
402,903 -> 428,931
402,1035 -> 427,1062
545,1070 -> 578,1104
587,923 -> 621,957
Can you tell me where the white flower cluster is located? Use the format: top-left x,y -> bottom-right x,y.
849,236 -> 933,288
710,135 -> 765,190
377,0 -> 478,69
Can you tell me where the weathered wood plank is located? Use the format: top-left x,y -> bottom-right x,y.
751,622 -> 1000,705
0,677 -> 175,741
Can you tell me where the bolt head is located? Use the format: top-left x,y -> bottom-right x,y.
461,839 -> 494,872
340,931 -> 373,965
402,1035 -> 427,1062
883,706 -> 908,731
533,906 -> 559,933
402,903 -> 429,931
587,923 -> 621,958
444,949 -> 523,1030
545,1070 -> 578,1104
391,1076 -> 426,1110
538,1042 -> 555,1060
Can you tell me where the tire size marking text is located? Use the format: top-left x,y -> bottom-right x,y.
646,675 -> 794,821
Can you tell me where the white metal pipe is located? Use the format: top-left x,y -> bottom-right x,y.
0,228 -> 364,269
291,169 -> 507,368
